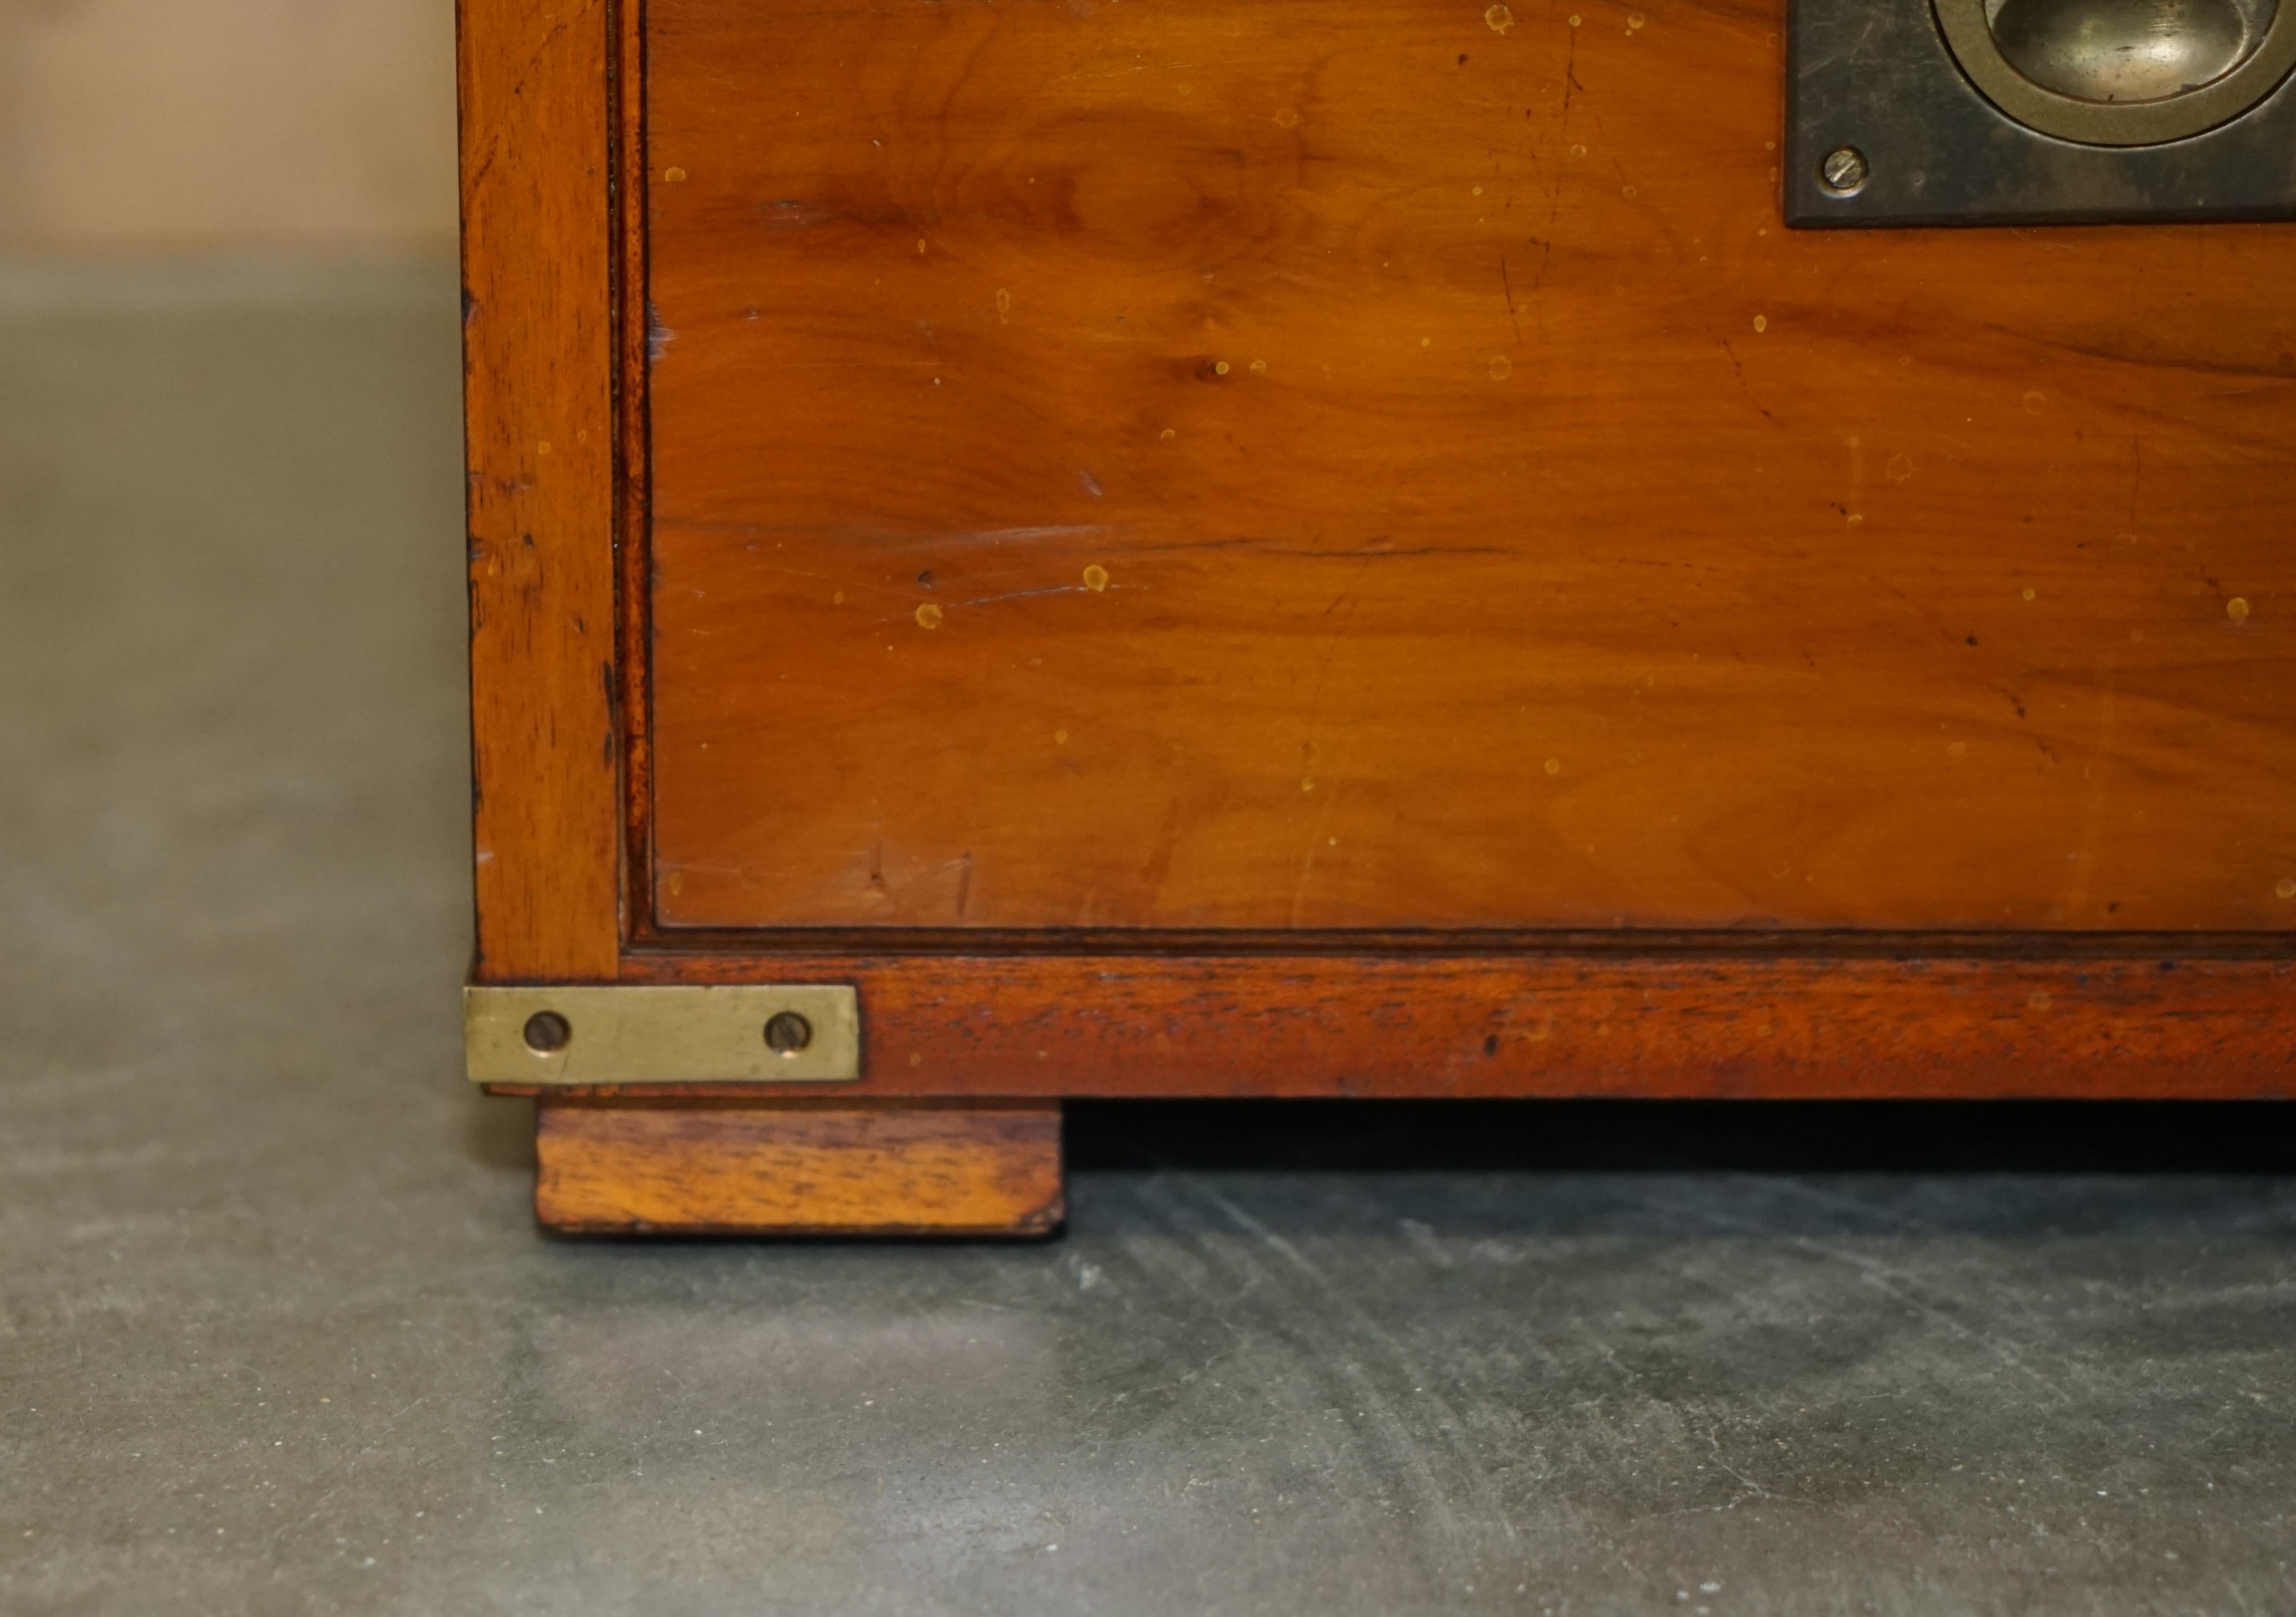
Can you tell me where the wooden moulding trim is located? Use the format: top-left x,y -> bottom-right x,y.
533,1098 -> 1066,1236
625,928 -> 2296,961
614,0 -> 658,960
472,951 -> 2296,1100
461,0 -> 624,982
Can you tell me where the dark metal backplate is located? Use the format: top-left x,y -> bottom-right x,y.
1786,0 -> 2296,227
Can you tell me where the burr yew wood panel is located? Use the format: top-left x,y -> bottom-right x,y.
639,0 -> 2296,936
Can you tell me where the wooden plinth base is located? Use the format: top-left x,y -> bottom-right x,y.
534,1099 -> 1065,1236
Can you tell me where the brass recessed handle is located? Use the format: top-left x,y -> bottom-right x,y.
1935,0 -> 2296,145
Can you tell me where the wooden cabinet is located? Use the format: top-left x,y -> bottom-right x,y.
461,0 -> 2296,1234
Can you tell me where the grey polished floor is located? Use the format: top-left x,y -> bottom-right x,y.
2,258 -> 2292,1616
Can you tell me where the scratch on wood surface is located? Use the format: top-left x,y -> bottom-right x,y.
956,584 -> 1087,609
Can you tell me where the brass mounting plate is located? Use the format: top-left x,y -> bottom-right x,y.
464,985 -> 862,1086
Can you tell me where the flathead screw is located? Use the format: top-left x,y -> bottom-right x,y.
522,1010 -> 572,1053
1820,145 -> 1870,196
763,1011 -> 815,1055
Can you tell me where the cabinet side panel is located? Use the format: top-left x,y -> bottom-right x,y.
460,0 -> 623,980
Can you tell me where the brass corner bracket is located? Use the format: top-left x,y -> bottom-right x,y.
464,984 -> 862,1086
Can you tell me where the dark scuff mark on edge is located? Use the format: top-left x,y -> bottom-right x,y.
601,660 -> 619,766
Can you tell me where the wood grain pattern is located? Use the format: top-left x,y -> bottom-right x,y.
534,1099 -> 1066,1233
461,0 -> 623,981
640,0 -> 2296,935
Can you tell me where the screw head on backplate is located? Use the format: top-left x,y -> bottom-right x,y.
1820,145 -> 1871,196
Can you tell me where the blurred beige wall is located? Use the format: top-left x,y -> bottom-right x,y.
0,0 -> 456,250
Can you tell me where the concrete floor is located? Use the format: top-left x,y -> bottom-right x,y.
2,257 -> 2293,1616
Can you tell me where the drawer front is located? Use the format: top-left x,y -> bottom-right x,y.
640,0 -> 2295,935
